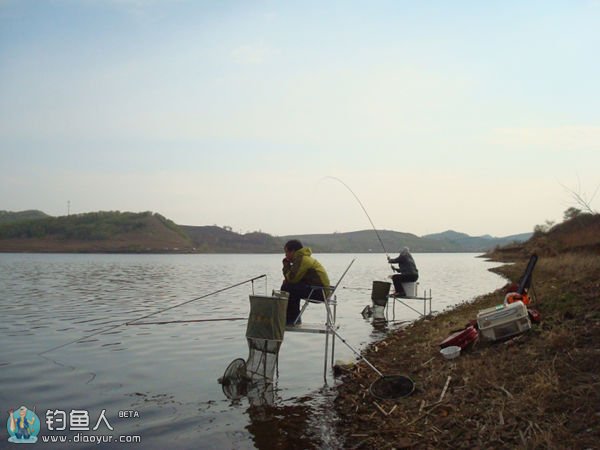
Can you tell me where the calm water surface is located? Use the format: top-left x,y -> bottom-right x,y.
0,253 -> 505,449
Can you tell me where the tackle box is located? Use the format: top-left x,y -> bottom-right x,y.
477,300 -> 531,341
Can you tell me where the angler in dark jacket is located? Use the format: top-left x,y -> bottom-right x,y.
388,247 -> 419,282
281,239 -> 330,325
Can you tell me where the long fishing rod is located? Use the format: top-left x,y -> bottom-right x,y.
129,317 -> 247,326
125,273 -> 266,326
39,274 -> 267,356
324,176 -> 389,258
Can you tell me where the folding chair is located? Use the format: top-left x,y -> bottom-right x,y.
292,259 -> 355,326
286,259 -> 355,380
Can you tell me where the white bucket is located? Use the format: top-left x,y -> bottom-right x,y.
401,282 -> 416,297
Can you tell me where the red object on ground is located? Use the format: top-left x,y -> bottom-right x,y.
439,325 -> 479,349
505,292 -> 531,305
527,308 -> 541,323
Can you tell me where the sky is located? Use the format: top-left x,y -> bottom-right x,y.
1,0 -> 599,237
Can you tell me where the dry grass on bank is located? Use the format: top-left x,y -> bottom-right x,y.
333,253 -> 600,449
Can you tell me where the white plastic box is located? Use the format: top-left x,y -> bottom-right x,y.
477,300 -> 531,341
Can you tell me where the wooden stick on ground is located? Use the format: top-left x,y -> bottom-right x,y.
405,376 -> 453,427
421,357 -> 435,367
490,383 -> 513,398
439,376 -> 452,403
405,402 -> 444,426
373,401 -> 388,416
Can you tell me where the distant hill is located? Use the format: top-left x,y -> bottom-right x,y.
180,225 -> 283,253
422,230 -> 533,252
0,210 -> 50,224
0,211 -> 194,253
0,209 -> 533,253
280,230 -> 462,253
282,229 -> 531,253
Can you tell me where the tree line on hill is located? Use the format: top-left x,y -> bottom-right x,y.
0,210 -> 534,253
0,211 -> 183,241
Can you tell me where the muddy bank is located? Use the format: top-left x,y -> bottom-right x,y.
332,253 -> 600,449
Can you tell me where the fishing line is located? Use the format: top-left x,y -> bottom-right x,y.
128,317 -> 247,326
39,274 -> 267,356
125,274 -> 266,326
323,176 -> 389,258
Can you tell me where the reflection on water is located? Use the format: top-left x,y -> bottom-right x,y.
0,253 -> 505,449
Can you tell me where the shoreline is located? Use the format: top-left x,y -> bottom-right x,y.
331,252 -> 599,448
0,246 -> 487,255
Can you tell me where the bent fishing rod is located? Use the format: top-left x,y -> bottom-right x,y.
39,274 -> 267,356
324,176 -> 390,259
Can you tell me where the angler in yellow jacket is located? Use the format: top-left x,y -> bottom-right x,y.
281,239 -> 330,325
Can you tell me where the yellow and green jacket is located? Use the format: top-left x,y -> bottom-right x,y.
283,247 -> 331,295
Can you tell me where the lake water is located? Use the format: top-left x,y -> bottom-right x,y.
0,253 -> 505,449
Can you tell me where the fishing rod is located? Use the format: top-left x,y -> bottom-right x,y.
324,176 -> 390,258
39,274 -> 267,356
129,317 -> 247,326
125,273 -> 266,326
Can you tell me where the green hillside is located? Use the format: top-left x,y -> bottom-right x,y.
0,210 -> 50,224
180,225 -> 283,253
0,211 -> 172,240
0,210 -> 534,253
0,211 -> 194,253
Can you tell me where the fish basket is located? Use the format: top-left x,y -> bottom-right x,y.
369,375 -> 415,400
371,281 -> 391,307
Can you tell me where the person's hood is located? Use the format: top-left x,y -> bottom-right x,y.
296,247 -> 313,257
